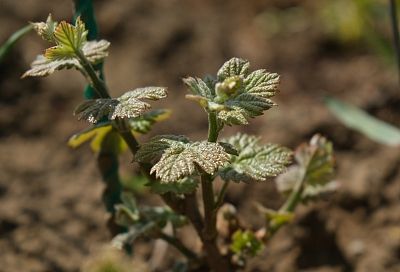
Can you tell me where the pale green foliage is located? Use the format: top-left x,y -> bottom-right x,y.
219,133 -> 292,183
275,134 -> 335,198
149,177 -> 199,195
113,192 -> 186,250
136,136 -> 231,183
74,87 -> 167,123
45,17 -> 88,59
184,58 -> 279,126
128,109 -> 171,134
230,230 -> 263,258
31,14 -> 57,43
23,15 -> 110,78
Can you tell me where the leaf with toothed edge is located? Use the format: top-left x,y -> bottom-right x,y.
136,136 -> 230,183
183,57 -> 280,126
73,87 -> 167,123
218,133 -> 292,183
275,134 -> 335,199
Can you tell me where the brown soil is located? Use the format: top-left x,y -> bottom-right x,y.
1,0 -> 400,271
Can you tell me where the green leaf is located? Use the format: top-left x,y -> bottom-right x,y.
31,14 -> 57,43
149,177 -> 199,195
82,40 -> 110,63
128,109 -> 171,134
45,17 -> 88,60
22,55 -> 81,78
0,24 -> 33,64
325,97 -> 400,146
23,15 -> 110,78
230,230 -> 263,258
184,58 -> 280,126
217,57 -> 250,81
219,133 -> 292,183
68,123 -> 127,153
74,87 -> 167,123
183,77 -> 213,99
275,134 -> 335,195
114,192 -> 140,227
136,136 -> 230,183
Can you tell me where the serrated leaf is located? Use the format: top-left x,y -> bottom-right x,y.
275,134 -> 335,195
149,177 -> 199,195
137,136 -> 230,183
219,133 -> 292,183
31,14 -> 57,43
45,17 -> 88,60
217,57 -> 250,81
128,109 -> 171,134
183,77 -> 213,98
135,135 -> 190,163
184,58 -> 280,127
244,69 -> 280,98
74,87 -> 167,123
82,40 -> 110,63
22,55 -> 81,78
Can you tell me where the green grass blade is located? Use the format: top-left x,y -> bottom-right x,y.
325,97 -> 400,146
0,24 -> 33,63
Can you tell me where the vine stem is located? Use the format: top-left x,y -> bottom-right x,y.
75,52 -> 205,262
198,112 -> 231,272
158,232 -> 199,261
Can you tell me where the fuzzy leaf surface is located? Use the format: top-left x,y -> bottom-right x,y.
275,134 -> 335,195
136,136 -> 230,183
74,87 -> 167,123
184,57 -> 280,126
219,133 -> 292,183
23,16 -> 110,78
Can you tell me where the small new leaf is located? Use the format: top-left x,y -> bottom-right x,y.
275,134 -> 335,196
23,15 -> 110,78
230,230 -> 263,258
184,57 -> 280,126
45,17 -> 87,60
219,133 -> 292,183
74,87 -> 167,123
136,136 -> 230,183
31,14 -> 57,42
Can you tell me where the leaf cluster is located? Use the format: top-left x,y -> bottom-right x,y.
184,58 -> 280,126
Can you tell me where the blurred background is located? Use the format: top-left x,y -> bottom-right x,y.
0,0 -> 400,271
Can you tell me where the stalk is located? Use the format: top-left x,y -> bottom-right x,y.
389,0 -> 400,84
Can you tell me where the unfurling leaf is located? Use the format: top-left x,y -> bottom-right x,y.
23,15 -> 110,78
31,14 -> 57,43
219,133 -> 292,183
184,57 -> 280,126
275,134 -> 335,198
45,17 -> 88,60
74,87 -> 167,123
136,136 -> 230,183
